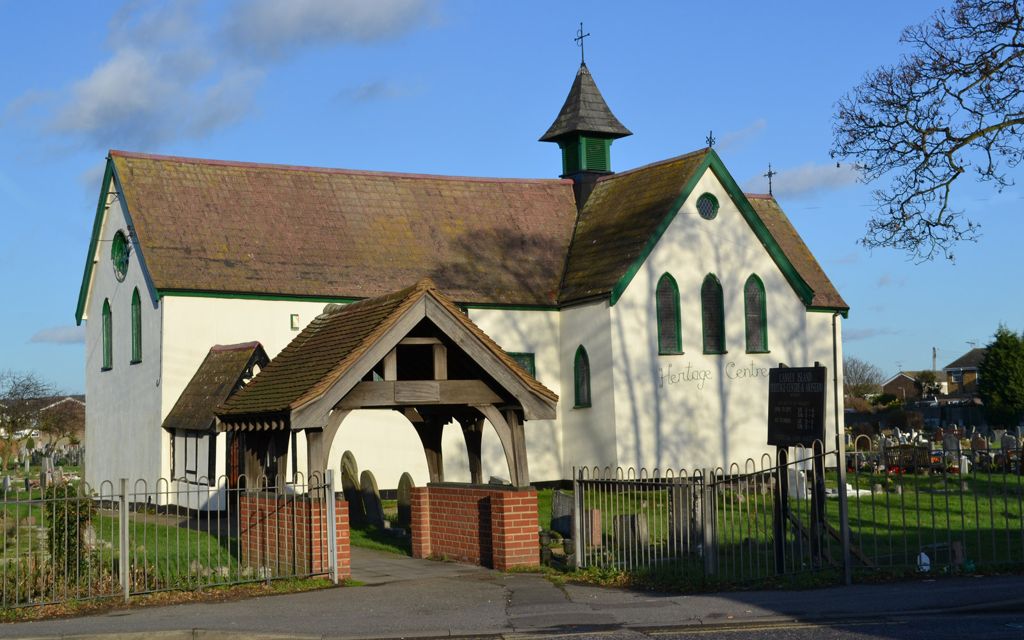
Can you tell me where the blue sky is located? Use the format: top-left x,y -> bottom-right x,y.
1,0 -> 1020,394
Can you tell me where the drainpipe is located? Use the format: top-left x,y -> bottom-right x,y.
833,312 -> 852,585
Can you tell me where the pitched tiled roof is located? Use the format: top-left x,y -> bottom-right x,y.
110,151 -> 577,306
163,342 -> 269,432
540,63 -> 632,142
559,150 -> 709,302
217,279 -> 557,422
945,348 -> 987,370
746,195 -> 848,311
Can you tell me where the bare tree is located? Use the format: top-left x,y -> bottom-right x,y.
0,371 -> 57,470
833,0 -> 1024,261
844,357 -> 885,399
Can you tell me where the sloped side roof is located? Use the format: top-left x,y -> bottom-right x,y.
746,196 -> 848,311
163,342 -> 269,432
540,63 -> 632,142
559,150 -> 709,302
109,151 -> 577,306
945,348 -> 987,370
217,280 -> 557,421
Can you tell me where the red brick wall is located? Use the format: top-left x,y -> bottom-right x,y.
411,485 -> 538,570
239,493 -> 350,580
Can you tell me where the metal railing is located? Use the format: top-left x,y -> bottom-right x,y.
572,445 -> 840,584
572,436 -> 1024,584
2,471 -> 339,609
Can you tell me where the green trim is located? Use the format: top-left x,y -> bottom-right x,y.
573,345 -> 591,408
608,150 -> 815,309
808,306 -> 850,319
743,274 -> 768,353
131,287 -> 142,364
101,299 -> 112,371
464,302 -> 560,312
700,273 -> 726,355
75,159 -> 115,325
655,272 -> 682,355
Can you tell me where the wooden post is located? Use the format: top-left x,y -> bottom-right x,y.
413,419 -> 445,483
809,440 -> 827,567
460,417 -> 484,484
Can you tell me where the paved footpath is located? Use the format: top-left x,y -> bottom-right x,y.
3,548 -> 1024,639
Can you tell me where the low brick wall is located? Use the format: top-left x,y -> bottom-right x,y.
239,492 -> 350,580
411,484 -> 539,570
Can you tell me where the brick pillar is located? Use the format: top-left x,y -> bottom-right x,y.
336,498 -> 351,580
492,489 -> 540,570
410,486 -> 431,559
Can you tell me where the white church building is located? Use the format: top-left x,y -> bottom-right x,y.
77,62 -> 848,496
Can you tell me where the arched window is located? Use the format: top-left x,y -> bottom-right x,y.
102,299 -> 112,370
744,275 -> 768,353
131,288 -> 142,363
656,273 -> 682,354
574,345 -> 591,408
701,274 -> 726,354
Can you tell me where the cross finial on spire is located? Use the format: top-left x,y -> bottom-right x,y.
706,130 -> 716,148
575,22 -> 590,65
764,162 -> 777,196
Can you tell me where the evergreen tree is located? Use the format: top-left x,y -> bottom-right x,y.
978,325 -> 1024,427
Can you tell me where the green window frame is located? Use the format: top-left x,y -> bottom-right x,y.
130,287 -> 142,364
656,273 -> 682,354
111,230 -> 129,281
101,299 -> 112,370
508,352 -> 536,377
696,193 -> 719,220
573,345 -> 591,408
744,274 -> 769,353
701,274 -> 726,354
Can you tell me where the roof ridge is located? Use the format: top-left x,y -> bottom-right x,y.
596,147 -> 709,182
210,341 -> 262,352
110,150 -> 573,186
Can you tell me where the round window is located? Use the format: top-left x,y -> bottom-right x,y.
111,230 -> 129,281
697,193 -> 719,220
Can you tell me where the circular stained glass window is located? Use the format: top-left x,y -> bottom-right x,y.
697,193 -> 719,220
111,230 -> 129,281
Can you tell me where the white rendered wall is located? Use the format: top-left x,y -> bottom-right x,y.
559,300 -> 618,475
462,308 -> 562,483
83,195 -> 165,491
609,168 -> 845,472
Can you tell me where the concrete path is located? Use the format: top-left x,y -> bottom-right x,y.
3,549 -> 1024,639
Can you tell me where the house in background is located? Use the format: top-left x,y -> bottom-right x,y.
944,348 -> 987,397
76,62 -> 848,499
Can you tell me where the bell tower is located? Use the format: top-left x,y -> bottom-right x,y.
540,61 -> 631,208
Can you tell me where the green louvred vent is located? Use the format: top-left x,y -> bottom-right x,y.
584,137 -> 609,172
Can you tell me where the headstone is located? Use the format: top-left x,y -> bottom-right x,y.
2,475 -> 9,493
943,433 -> 960,452
582,508 -> 602,548
787,468 -> 808,499
340,451 -> 365,526
1002,433 -> 1018,452
668,479 -> 700,549
53,468 -> 63,485
396,472 -> 415,530
612,513 -> 649,548
39,470 -> 48,491
550,490 -> 574,537
24,477 -> 30,492
360,470 -> 385,529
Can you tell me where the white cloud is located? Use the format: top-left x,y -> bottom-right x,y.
716,118 -> 766,152
30,326 -> 86,345
336,80 -> 412,104
743,162 -> 860,198
844,328 -> 901,342
225,0 -> 433,60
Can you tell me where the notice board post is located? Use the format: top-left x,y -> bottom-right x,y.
767,363 -> 827,574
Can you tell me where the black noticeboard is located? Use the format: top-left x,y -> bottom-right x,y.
767,366 -> 826,447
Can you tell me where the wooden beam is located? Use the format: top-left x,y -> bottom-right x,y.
413,419 -> 445,483
399,337 -> 442,345
336,380 -> 502,409
433,343 -> 447,381
383,349 -> 397,381
474,404 -> 524,487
